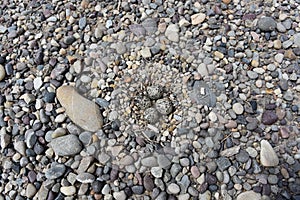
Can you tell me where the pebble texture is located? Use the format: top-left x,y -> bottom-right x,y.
50,135 -> 82,156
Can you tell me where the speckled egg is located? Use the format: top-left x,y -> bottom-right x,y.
144,107 -> 160,124
155,98 -> 173,115
136,95 -> 152,109
147,85 -> 163,100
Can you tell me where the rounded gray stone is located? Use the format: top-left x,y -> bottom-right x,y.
50,134 -> 82,156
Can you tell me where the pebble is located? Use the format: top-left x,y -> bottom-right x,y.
167,183 -> 180,194
144,108 -> 160,124
165,24 -> 179,42
260,140 -> 279,167
45,162 -> 66,179
50,134 -> 82,156
26,184 -> 37,198
191,13 -> 206,25
232,103 -> 244,115
113,191 -> 126,200
262,110 -> 278,125
60,186 -> 76,196
237,190 -> 261,200
0,65 -> 6,81
76,173 -> 95,183
57,86 -> 103,131
257,17 -> 276,32
216,157 -> 231,171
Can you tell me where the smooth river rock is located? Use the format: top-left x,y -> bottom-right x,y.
237,190 -> 261,200
56,85 -> 103,132
50,134 -> 82,156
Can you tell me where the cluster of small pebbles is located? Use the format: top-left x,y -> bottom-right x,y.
0,0 -> 300,200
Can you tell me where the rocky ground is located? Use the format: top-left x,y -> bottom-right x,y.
0,0 -> 300,199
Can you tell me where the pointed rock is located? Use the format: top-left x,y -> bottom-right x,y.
56,85 -> 103,132
260,140 -> 279,167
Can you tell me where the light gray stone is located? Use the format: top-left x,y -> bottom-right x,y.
50,135 -> 82,156
260,140 -> 279,167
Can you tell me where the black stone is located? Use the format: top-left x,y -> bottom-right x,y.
43,92 -> 56,103
91,180 -> 104,193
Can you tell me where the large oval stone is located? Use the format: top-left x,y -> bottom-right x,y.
260,140 -> 279,167
57,85 -> 103,132
51,134 -> 82,156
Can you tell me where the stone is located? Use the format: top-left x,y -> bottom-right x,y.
144,108 -> 160,124
232,103 -> 244,115
76,173 -> 95,183
237,190 -> 261,200
191,13 -> 206,25
140,47 -> 152,58
262,110 -> 278,125
144,174 -> 155,191
294,33 -> 300,47
113,191 -> 126,200
257,17 -> 276,32
0,65 -> 6,81
167,183 -> 180,194
45,162 -> 66,179
60,186 -> 76,196
50,135 -> 82,156
56,85 -> 103,132
26,184 -> 37,198
275,53 -> 284,63
142,18 -> 158,34
220,146 -> 240,157
129,24 -> 146,36
260,140 -> 279,167
216,157 -> 231,171
165,24 -> 179,42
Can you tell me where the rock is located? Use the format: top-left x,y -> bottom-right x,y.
56,85 -> 103,132
257,16 -> 276,32
0,65 -> 6,81
260,140 -> 279,167
79,17 -> 87,29
167,183 -> 180,194
165,24 -> 179,42
142,18 -> 158,34
129,24 -> 146,36
237,191 -> 261,200
113,191 -> 126,200
275,53 -> 284,63
232,103 -> 244,115
45,162 -> 66,179
26,184 -> 37,198
144,174 -> 155,191
76,173 -> 95,183
220,146 -> 240,157
294,33 -> 300,47
60,186 -> 76,196
63,35 -> 76,45
50,135 -> 82,156
191,13 -> 206,25
216,157 -> 231,171
140,47 -> 152,58
222,0 -> 231,3
262,110 -> 278,125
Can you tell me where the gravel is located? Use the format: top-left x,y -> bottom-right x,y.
0,0 -> 299,199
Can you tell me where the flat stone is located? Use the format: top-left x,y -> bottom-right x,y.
57,85 -> 103,132
257,16 -> 276,32
275,53 -> 284,63
141,156 -> 158,167
76,173 -> 95,183
165,24 -> 179,42
113,191 -> 126,200
237,190 -> 261,200
26,184 -> 37,198
50,134 -> 82,156
260,140 -> 279,167
220,146 -> 240,157
60,186 -> 76,196
191,13 -> 206,25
